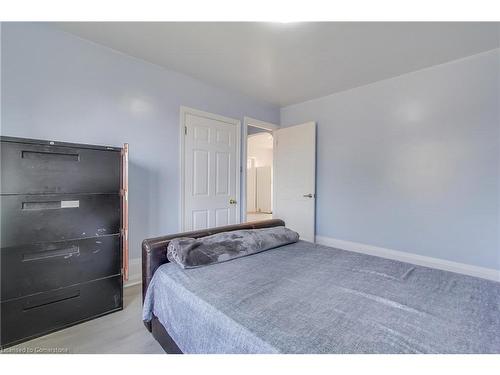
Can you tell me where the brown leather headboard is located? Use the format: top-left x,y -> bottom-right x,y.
141,218 -> 285,310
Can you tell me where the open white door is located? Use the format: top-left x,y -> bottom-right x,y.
273,122 -> 316,242
182,108 -> 240,231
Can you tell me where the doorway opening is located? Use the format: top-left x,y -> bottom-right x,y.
246,126 -> 274,222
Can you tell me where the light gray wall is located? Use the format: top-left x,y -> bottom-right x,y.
2,22 -> 499,271
1,23 -> 279,259
281,49 -> 500,270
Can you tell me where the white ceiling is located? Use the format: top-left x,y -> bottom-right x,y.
55,22 -> 500,107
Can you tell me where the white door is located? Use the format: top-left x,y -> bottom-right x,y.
273,122 -> 316,242
182,109 -> 240,231
256,166 -> 272,213
246,159 -> 257,212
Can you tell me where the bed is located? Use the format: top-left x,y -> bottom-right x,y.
142,220 -> 500,354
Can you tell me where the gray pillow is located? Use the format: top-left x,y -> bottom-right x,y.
167,226 -> 299,269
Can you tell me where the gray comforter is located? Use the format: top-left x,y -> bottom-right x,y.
143,240 -> 500,353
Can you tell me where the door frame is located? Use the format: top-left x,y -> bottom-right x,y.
242,116 -> 279,223
179,106 -> 241,231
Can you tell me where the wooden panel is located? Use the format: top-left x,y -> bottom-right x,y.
121,144 -> 129,281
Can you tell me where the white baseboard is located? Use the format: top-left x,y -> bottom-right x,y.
315,236 -> 500,282
124,257 -> 142,288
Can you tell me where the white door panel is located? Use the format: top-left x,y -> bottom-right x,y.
183,111 -> 240,231
273,122 -> 316,242
256,166 -> 272,213
246,163 -> 256,213
215,208 -> 230,226
192,210 -> 209,230
193,150 -> 209,196
215,152 -> 230,195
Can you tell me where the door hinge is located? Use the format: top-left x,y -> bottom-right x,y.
184,126 -> 187,135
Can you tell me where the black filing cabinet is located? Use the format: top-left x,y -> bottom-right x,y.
0,136 -> 126,349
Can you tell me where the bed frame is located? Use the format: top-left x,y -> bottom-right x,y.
141,219 -> 286,353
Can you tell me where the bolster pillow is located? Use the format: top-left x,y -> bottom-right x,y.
167,226 -> 299,269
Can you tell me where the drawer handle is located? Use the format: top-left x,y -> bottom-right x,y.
22,150 -> 80,162
22,200 -> 80,210
23,290 -> 81,311
23,246 -> 80,262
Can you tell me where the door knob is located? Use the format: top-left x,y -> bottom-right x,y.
303,193 -> 314,198
229,198 -> 237,204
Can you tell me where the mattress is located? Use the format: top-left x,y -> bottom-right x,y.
142,240 -> 500,353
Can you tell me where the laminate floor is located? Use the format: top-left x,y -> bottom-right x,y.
4,284 -> 164,354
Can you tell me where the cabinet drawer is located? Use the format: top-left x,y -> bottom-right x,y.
0,141 -> 121,195
1,275 -> 122,348
0,194 -> 120,247
1,235 -> 121,301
